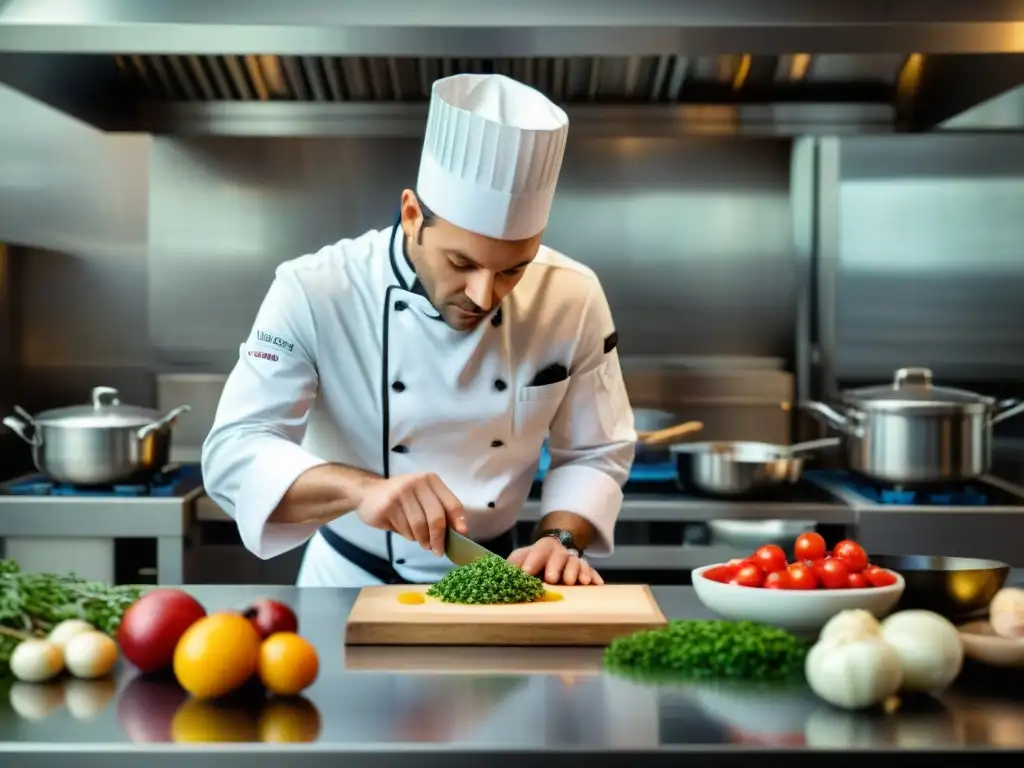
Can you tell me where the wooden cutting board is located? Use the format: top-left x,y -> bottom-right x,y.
344,584 -> 668,646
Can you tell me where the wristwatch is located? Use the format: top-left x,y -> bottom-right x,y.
534,528 -> 582,558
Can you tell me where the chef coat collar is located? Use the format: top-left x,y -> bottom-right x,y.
387,214 -> 445,321
386,213 -> 504,327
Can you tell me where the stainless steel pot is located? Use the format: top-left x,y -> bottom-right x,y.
632,408 -> 682,464
2,386 -> 191,485
801,367 -> 1024,487
669,438 -> 839,498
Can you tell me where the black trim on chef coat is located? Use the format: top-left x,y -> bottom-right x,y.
317,216 -> 514,583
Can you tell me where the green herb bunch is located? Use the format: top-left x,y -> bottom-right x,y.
427,554 -> 545,604
0,559 -> 142,676
603,619 -> 810,683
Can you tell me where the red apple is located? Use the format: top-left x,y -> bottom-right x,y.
242,598 -> 298,639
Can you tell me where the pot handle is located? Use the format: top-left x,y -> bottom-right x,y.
786,437 -> 841,456
2,405 -> 42,447
136,404 -> 191,441
799,401 -> 858,435
992,399 -> 1024,426
92,386 -> 121,409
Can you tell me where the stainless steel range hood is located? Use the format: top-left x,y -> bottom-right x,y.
0,0 -> 1022,137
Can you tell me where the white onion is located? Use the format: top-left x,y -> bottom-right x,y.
880,610 -> 964,693
47,619 -> 95,651
63,632 -> 119,680
9,639 -> 64,683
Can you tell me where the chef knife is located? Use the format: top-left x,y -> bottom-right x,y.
445,528 -> 494,566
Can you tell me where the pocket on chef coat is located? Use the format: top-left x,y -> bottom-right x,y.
514,377 -> 571,439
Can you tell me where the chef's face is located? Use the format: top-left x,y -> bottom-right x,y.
400,189 -> 542,331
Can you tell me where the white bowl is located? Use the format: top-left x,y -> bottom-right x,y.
692,563 -> 905,635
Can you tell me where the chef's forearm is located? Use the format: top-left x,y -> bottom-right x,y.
267,463 -> 379,525
535,511 -> 596,550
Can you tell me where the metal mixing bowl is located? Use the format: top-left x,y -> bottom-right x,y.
871,555 -> 1010,620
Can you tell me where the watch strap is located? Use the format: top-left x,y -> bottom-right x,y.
534,528 -> 582,557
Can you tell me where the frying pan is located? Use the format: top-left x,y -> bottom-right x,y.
670,438 -> 840,498
633,408 -> 703,464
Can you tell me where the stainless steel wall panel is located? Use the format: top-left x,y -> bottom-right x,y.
835,134 -> 1024,383
148,136 -> 796,371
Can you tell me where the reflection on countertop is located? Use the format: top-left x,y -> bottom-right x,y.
0,585 -> 1021,761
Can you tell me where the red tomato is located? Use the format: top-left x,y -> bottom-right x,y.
764,570 -> 790,590
727,558 -> 753,570
847,572 -> 869,589
818,558 -> 850,589
793,532 -> 826,562
864,566 -> 898,587
753,545 -> 787,574
833,540 -> 869,573
785,563 -> 819,590
702,565 -> 734,583
731,563 -> 765,588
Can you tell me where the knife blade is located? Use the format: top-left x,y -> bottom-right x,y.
445,528 -> 494,566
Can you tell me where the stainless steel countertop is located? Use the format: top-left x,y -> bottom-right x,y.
0,585 -> 1022,766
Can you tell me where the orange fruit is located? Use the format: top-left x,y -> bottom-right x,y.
258,633 -> 319,696
173,612 -> 261,700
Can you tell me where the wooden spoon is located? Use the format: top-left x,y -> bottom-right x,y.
637,421 -> 704,447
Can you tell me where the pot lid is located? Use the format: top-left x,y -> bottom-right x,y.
843,368 -> 995,410
33,386 -> 161,428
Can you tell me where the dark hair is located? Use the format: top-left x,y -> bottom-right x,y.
414,191 -> 436,245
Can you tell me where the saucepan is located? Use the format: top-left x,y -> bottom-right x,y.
670,438 -> 840,499
2,386 -> 191,485
802,366 -> 1024,487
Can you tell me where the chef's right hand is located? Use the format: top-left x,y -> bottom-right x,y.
354,472 -> 468,556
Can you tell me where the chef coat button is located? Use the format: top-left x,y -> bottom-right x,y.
494,379 -> 507,392
394,300 -> 408,311
491,439 -> 504,448
395,559 -> 405,565
392,444 -> 408,454
491,308 -> 503,327
487,502 -> 496,508
392,381 -> 406,392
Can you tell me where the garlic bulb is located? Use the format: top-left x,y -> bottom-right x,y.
805,632 -> 904,710
880,610 -> 963,693
819,609 -> 882,642
989,587 -> 1024,640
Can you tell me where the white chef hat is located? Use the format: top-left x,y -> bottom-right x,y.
416,73 -> 569,241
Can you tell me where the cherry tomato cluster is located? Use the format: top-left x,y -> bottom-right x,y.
702,533 -> 898,591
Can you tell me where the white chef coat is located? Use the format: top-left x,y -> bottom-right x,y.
201,220 -> 636,587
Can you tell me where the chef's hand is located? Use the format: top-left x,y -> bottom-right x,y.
508,536 -> 604,586
354,473 -> 468,556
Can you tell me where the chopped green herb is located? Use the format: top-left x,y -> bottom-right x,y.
427,554 -> 545,605
603,619 -> 810,683
0,559 -> 142,677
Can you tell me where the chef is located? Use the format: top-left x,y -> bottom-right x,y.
202,72 -> 636,588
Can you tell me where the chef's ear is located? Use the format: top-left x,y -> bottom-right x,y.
400,189 -> 437,245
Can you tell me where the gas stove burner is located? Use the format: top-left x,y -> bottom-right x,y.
805,470 -> 992,507
6,464 -> 202,498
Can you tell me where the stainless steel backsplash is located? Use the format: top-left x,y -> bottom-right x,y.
146,135 -> 796,370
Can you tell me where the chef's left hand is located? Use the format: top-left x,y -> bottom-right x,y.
507,536 -> 604,586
